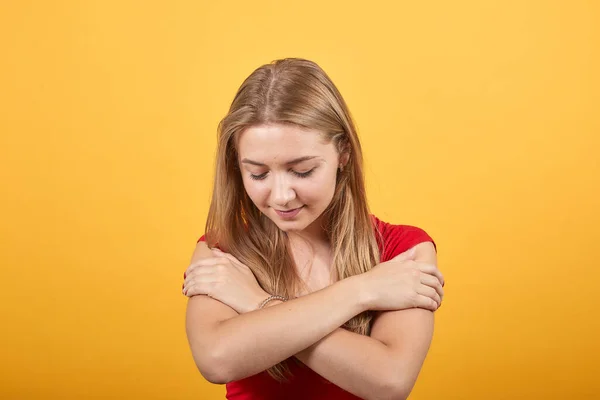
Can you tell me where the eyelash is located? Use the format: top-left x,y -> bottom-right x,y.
249,169 -> 315,181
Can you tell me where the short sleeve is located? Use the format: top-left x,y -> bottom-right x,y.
371,215 -> 436,262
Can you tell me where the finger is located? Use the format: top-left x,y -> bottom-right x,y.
187,257 -> 228,274
184,281 -> 202,297
417,285 -> 441,307
184,260 -> 219,282
212,249 -> 250,272
194,257 -> 227,266
420,273 -> 444,301
212,249 -> 243,265
416,294 -> 438,311
420,272 -> 444,299
183,282 -> 198,297
184,264 -> 225,286
416,263 -> 442,282
182,281 -> 193,296
394,247 -> 417,262
212,249 -> 237,263
183,277 -> 217,297
416,263 -> 444,288
184,259 -> 220,283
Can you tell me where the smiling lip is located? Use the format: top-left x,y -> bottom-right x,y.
274,206 -> 304,219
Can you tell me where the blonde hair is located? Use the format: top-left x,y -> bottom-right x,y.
204,58 -> 381,381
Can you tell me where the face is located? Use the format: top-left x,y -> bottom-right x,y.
237,123 -> 344,236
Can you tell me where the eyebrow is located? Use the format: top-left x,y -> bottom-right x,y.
240,156 -> 319,167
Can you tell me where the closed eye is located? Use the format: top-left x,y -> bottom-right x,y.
291,169 -> 314,178
249,172 -> 268,180
249,168 -> 315,180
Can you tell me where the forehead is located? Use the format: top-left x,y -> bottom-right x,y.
237,124 -> 334,162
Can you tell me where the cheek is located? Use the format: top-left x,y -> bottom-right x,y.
301,173 -> 337,204
242,179 -> 268,205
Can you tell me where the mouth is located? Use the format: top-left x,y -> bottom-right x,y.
274,206 -> 304,219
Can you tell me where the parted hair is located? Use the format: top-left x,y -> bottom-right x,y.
204,58 -> 381,381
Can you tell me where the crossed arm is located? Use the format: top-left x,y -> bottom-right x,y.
185,241 -> 438,400
293,241 -> 437,399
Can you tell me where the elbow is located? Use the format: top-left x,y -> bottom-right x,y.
199,368 -> 229,385
388,384 -> 410,400
369,374 -> 413,400
198,364 -> 231,385
370,386 -> 409,400
372,387 -> 409,400
192,344 -> 235,385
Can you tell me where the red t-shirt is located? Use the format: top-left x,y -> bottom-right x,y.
195,215 -> 436,400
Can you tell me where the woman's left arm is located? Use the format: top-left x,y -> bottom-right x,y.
293,241 -> 439,400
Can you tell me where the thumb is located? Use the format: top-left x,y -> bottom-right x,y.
396,246 -> 417,262
212,248 -> 241,265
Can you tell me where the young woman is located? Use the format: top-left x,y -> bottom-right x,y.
182,58 -> 445,400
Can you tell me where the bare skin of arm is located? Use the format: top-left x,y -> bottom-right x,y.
185,241 -> 442,400
185,241 -> 370,384
293,241 -> 439,400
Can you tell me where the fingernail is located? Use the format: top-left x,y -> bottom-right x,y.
184,272 -> 186,279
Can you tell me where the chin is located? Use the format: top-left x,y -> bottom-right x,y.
263,211 -> 311,232
272,219 -> 309,232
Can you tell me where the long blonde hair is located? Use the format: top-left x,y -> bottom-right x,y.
204,58 -> 381,381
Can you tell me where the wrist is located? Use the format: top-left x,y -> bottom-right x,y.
247,292 -> 271,313
258,294 -> 288,309
339,274 -> 372,313
263,299 -> 284,308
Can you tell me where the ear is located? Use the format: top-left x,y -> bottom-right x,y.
339,151 -> 350,169
340,151 -> 350,168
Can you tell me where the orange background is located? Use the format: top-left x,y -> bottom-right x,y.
1,1 -> 598,399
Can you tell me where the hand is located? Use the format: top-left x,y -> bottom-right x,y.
182,248 -> 270,314
360,247 -> 445,312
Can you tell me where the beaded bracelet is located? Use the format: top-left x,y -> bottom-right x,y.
258,295 -> 288,309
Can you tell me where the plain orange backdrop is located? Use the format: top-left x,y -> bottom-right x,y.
1,1 -> 598,399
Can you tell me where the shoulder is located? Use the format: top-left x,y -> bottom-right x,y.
370,214 -> 437,262
197,234 -> 222,251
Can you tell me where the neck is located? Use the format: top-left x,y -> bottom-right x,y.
287,214 -> 330,250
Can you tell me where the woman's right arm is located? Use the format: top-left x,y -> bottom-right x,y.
185,241 -> 369,384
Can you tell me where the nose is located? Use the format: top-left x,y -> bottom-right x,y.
271,173 -> 296,207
